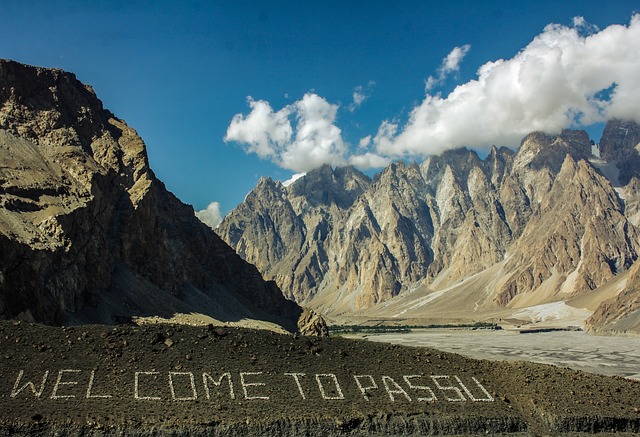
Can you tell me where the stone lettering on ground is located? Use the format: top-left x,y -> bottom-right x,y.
7,369 -> 495,405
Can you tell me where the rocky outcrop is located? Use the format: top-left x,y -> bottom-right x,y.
0,59 -> 313,333
296,307 -> 329,336
219,122 -> 640,320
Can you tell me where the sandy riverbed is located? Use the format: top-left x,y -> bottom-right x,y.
345,329 -> 640,379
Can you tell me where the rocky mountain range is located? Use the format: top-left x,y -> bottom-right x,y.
218,119 -> 640,334
0,59 -> 326,335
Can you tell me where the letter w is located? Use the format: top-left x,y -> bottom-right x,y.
11,370 -> 49,398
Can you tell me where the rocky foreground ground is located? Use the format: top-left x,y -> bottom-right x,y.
0,321 -> 639,436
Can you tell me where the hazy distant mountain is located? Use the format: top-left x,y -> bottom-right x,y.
0,59 -> 326,335
218,119 -> 640,334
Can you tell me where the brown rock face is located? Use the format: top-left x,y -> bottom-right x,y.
0,59 -> 309,333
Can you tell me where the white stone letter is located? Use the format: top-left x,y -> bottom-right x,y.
134,371 -> 161,400
431,375 -> 465,401
86,370 -> 112,399
169,372 -> 197,401
454,376 -> 494,402
240,372 -> 269,400
382,376 -> 412,402
10,370 -> 49,398
403,375 -> 437,402
51,369 -> 81,399
353,375 -> 377,401
315,374 -> 345,400
203,372 -> 235,399
285,373 -> 307,399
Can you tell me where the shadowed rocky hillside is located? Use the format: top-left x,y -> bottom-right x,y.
0,59 -> 325,335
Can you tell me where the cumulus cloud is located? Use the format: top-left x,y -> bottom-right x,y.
225,93 -> 347,172
377,15 -> 640,157
349,152 -> 391,169
425,44 -> 471,91
284,93 -> 348,171
225,98 -> 292,159
196,201 -> 224,229
372,120 -> 398,152
227,15 -> 640,172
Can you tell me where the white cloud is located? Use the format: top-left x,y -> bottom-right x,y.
441,44 -> 471,75
225,93 -> 347,172
348,81 -> 375,112
224,97 -> 292,159
573,16 -> 599,34
358,135 -> 372,149
379,15 -> 640,156
349,152 -> 391,169
283,93 -> 348,171
226,15 -> 640,173
372,120 -> 398,152
425,44 -> 471,91
353,87 -> 366,107
196,201 -> 224,229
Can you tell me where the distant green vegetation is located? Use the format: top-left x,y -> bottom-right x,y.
329,322 -> 501,335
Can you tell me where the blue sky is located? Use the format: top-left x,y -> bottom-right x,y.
1,1 -> 639,224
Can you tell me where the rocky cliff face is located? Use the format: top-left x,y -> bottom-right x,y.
599,119 -> 640,185
0,59 -> 324,334
586,260 -> 640,334
219,120 -> 640,327
221,165 -> 372,304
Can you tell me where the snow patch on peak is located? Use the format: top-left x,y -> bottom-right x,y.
282,172 -> 306,187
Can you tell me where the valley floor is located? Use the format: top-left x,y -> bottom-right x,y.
345,329 -> 640,380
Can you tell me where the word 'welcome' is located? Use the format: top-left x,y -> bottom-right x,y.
9,369 -> 494,403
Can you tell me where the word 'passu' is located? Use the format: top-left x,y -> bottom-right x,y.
10,369 -> 494,403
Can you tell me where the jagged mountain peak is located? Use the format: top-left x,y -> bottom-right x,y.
600,119 -> 640,158
514,129 -> 591,173
485,145 -> 515,186
257,175 -> 284,191
599,119 -> 640,186
419,148 -> 485,194
373,160 -> 422,186
287,164 -> 370,210
488,145 -> 515,159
